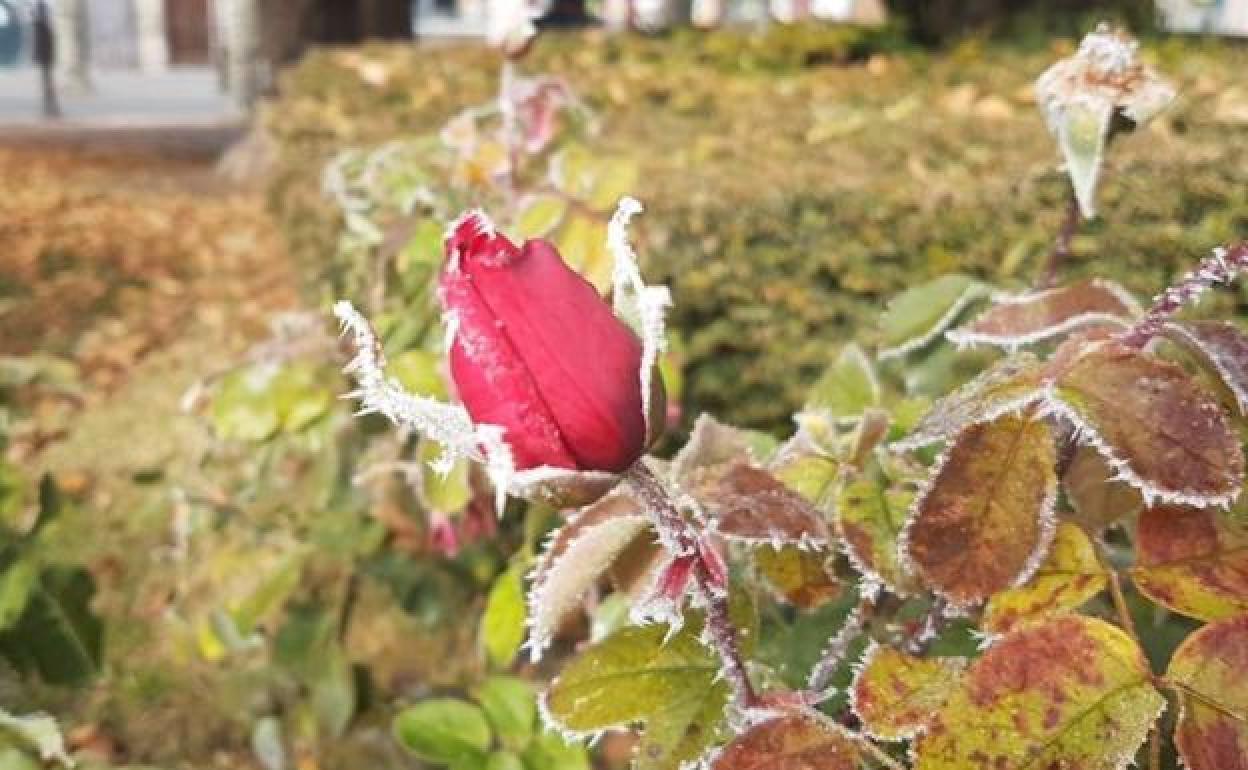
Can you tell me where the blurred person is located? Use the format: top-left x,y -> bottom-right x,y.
32,0 -> 59,118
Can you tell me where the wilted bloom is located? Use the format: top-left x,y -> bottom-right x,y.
440,213 -> 653,474
1034,23 -> 1174,217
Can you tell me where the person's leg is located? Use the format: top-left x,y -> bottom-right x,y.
40,64 -> 61,118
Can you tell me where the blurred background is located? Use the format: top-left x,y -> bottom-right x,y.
0,2 -> 1245,770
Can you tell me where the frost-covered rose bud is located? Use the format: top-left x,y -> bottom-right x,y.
440,213 -> 653,474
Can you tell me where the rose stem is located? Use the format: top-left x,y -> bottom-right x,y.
1120,242 -> 1248,348
1038,189 -> 1080,290
624,462 -> 758,709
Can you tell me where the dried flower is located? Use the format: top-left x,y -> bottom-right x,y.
1034,23 -> 1175,218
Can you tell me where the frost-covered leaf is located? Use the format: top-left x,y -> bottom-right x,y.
1061,445 -> 1143,533
902,415 -> 1057,607
878,274 -> 987,359
1162,320 -> 1248,416
754,545 -> 841,610
710,712 -> 862,770
1048,344 -> 1244,508
393,698 -> 492,765
947,280 -> 1138,350
482,564 -> 527,668
983,521 -> 1108,634
1166,614 -> 1248,770
527,492 -> 652,659
514,194 -> 569,239
850,644 -> 965,741
836,473 -> 917,594
1130,503 -> 1248,621
541,618 -> 731,770
914,615 -> 1164,770
891,353 -> 1046,452
806,344 -> 879,421
770,451 -> 840,513
1056,97 -> 1112,219
0,710 -> 71,767
702,464 -> 830,548
671,414 -> 753,484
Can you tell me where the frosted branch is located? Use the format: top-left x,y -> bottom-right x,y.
1120,243 -> 1248,348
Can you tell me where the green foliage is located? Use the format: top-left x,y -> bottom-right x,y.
393,678 -> 589,770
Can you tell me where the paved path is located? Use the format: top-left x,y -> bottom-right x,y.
0,66 -> 244,157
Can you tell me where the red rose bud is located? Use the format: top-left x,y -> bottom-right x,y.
440,212 -> 649,474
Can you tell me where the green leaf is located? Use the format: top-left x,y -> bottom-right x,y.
0,559 -> 37,631
550,144 -> 595,200
806,344 -> 879,420
0,709 -> 71,767
231,553 -> 305,637
878,274 -> 985,358
394,698 -> 492,765
514,195 -> 569,239
837,473 -> 917,595
212,367 -> 281,443
270,364 -> 333,432
418,439 -> 474,514
521,731 -> 590,770
312,646 -> 356,739
586,157 -> 640,212
0,566 -> 102,686
914,616 -> 1164,770
398,219 -> 445,273
555,214 -> 611,294
478,677 -> 535,751
481,564 -> 527,669
386,349 -> 448,400
485,751 -> 526,770
542,617 -> 732,770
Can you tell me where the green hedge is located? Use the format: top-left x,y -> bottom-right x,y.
264,28 -> 1248,430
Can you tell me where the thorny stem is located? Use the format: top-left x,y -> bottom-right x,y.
624,462 -> 758,709
807,593 -> 876,696
1120,242 -> 1248,348
903,597 -> 950,656
1038,191 -> 1081,289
